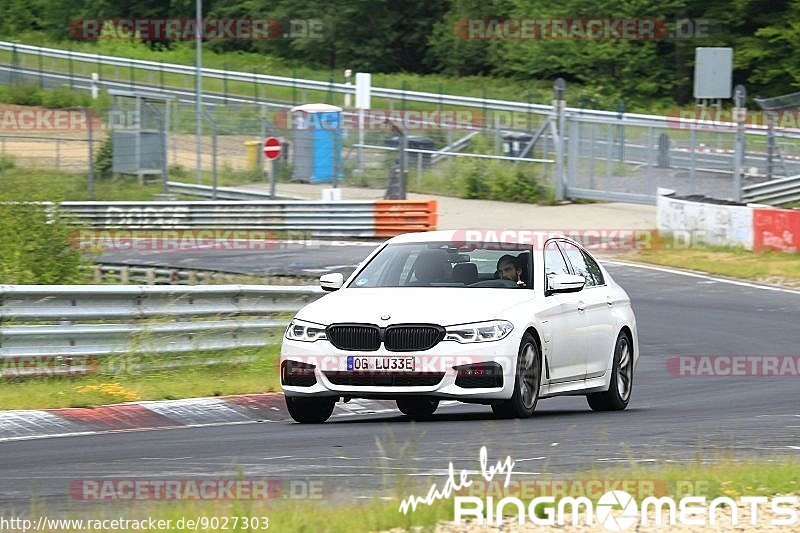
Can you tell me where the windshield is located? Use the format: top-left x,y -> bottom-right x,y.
348,242 -> 533,289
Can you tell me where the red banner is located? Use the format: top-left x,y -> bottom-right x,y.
753,208 -> 800,252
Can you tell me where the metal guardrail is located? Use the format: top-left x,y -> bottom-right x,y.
51,199 -> 436,237
165,181 -> 306,201
742,175 -> 800,205
87,264 -> 315,286
0,284 -> 324,359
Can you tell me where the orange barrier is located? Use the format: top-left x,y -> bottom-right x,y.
373,200 -> 438,238
753,207 -> 800,253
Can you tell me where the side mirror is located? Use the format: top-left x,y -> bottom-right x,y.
320,272 -> 344,292
547,273 -> 586,295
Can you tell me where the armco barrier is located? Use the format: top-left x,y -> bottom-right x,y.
753,207 -> 800,253
49,199 -> 437,238
374,200 -> 438,238
0,285 -> 324,360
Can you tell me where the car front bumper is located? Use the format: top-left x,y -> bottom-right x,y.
280,335 -> 521,400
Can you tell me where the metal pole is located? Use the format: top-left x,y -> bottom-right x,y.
357,108 -> 364,175
87,108 -> 95,200
553,78 -> 566,201
163,103 -> 170,193
766,112 -> 775,181
399,131 -> 407,199
10,43 -> 17,85
212,127 -> 217,199
733,85 -> 746,202
417,150 -> 423,190
135,96 -> 142,185
689,127 -> 697,195
270,159 -> 276,198
195,0 -> 203,184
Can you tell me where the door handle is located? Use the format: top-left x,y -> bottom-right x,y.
607,296 -> 614,307
577,301 -> 585,312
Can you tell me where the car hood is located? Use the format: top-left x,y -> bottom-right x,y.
297,287 -> 533,326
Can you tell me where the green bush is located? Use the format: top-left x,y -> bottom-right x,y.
94,136 -> 113,179
0,84 -> 44,106
0,154 -> 15,172
0,203 -> 87,284
411,155 -> 553,204
41,85 -> 92,109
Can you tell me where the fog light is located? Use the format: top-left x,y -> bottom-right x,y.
281,360 -> 317,387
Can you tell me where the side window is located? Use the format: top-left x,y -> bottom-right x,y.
559,242 -> 598,287
581,250 -> 605,286
544,241 -> 570,277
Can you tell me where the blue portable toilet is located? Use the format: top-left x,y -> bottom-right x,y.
290,103 -> 343,184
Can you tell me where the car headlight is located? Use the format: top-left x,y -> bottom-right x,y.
285,318 -> 327,342
444,320 -> 514,343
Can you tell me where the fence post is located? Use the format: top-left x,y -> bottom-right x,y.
732,85 -> 747,202
68,50 -> 74,89
223,63 -> 229,104
553,78 -> 566,201
766,111 -> 775,181
37,49 -> 43,88
11,43 -> 18,85
616,101 -> 626,161
87,108 -> 95,200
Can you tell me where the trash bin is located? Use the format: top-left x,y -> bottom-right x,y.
502,132 -> 534,158
244,140 -> 261,171
385,135 -> 435,168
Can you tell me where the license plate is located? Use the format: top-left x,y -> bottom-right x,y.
346,356 -> 416,372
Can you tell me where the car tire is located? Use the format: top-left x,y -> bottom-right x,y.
285,396 -> 336,423
587,331 -> 634,412
397,398 -> 439,420
491,332 -> 541,419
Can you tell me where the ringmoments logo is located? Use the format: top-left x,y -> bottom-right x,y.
397,447 -> 800,530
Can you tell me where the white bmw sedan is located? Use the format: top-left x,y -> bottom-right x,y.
280,230 -> 638,423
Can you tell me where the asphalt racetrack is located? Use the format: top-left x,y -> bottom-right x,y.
2,260 -> 799,514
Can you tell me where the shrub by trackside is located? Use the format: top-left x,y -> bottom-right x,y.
0,203 -> 87,284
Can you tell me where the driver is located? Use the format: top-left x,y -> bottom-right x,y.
496,255 -> 526,287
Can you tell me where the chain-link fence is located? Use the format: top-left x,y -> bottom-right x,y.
3,41 -> 800,204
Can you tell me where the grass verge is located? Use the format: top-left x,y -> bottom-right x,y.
11,457 -> 799,532
625,245 -> 800,288
0,346 -> 281,410
0,166 -> 163,202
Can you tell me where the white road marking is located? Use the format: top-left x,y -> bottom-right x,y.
604,260 -> 800,295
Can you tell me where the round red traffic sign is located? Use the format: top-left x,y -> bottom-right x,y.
263,137 -> 281,160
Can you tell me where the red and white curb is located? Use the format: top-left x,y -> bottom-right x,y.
0,394 -> 398,442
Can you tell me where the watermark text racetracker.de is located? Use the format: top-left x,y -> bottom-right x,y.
69,478 -> 323,501
457,18 -> 718,40
398,446 -> 800,530
668,355 -> 800,377
70,229 -> 317,252
450,229 -> 712,251
69,18 -> 324,40
0,515 -> 269,532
